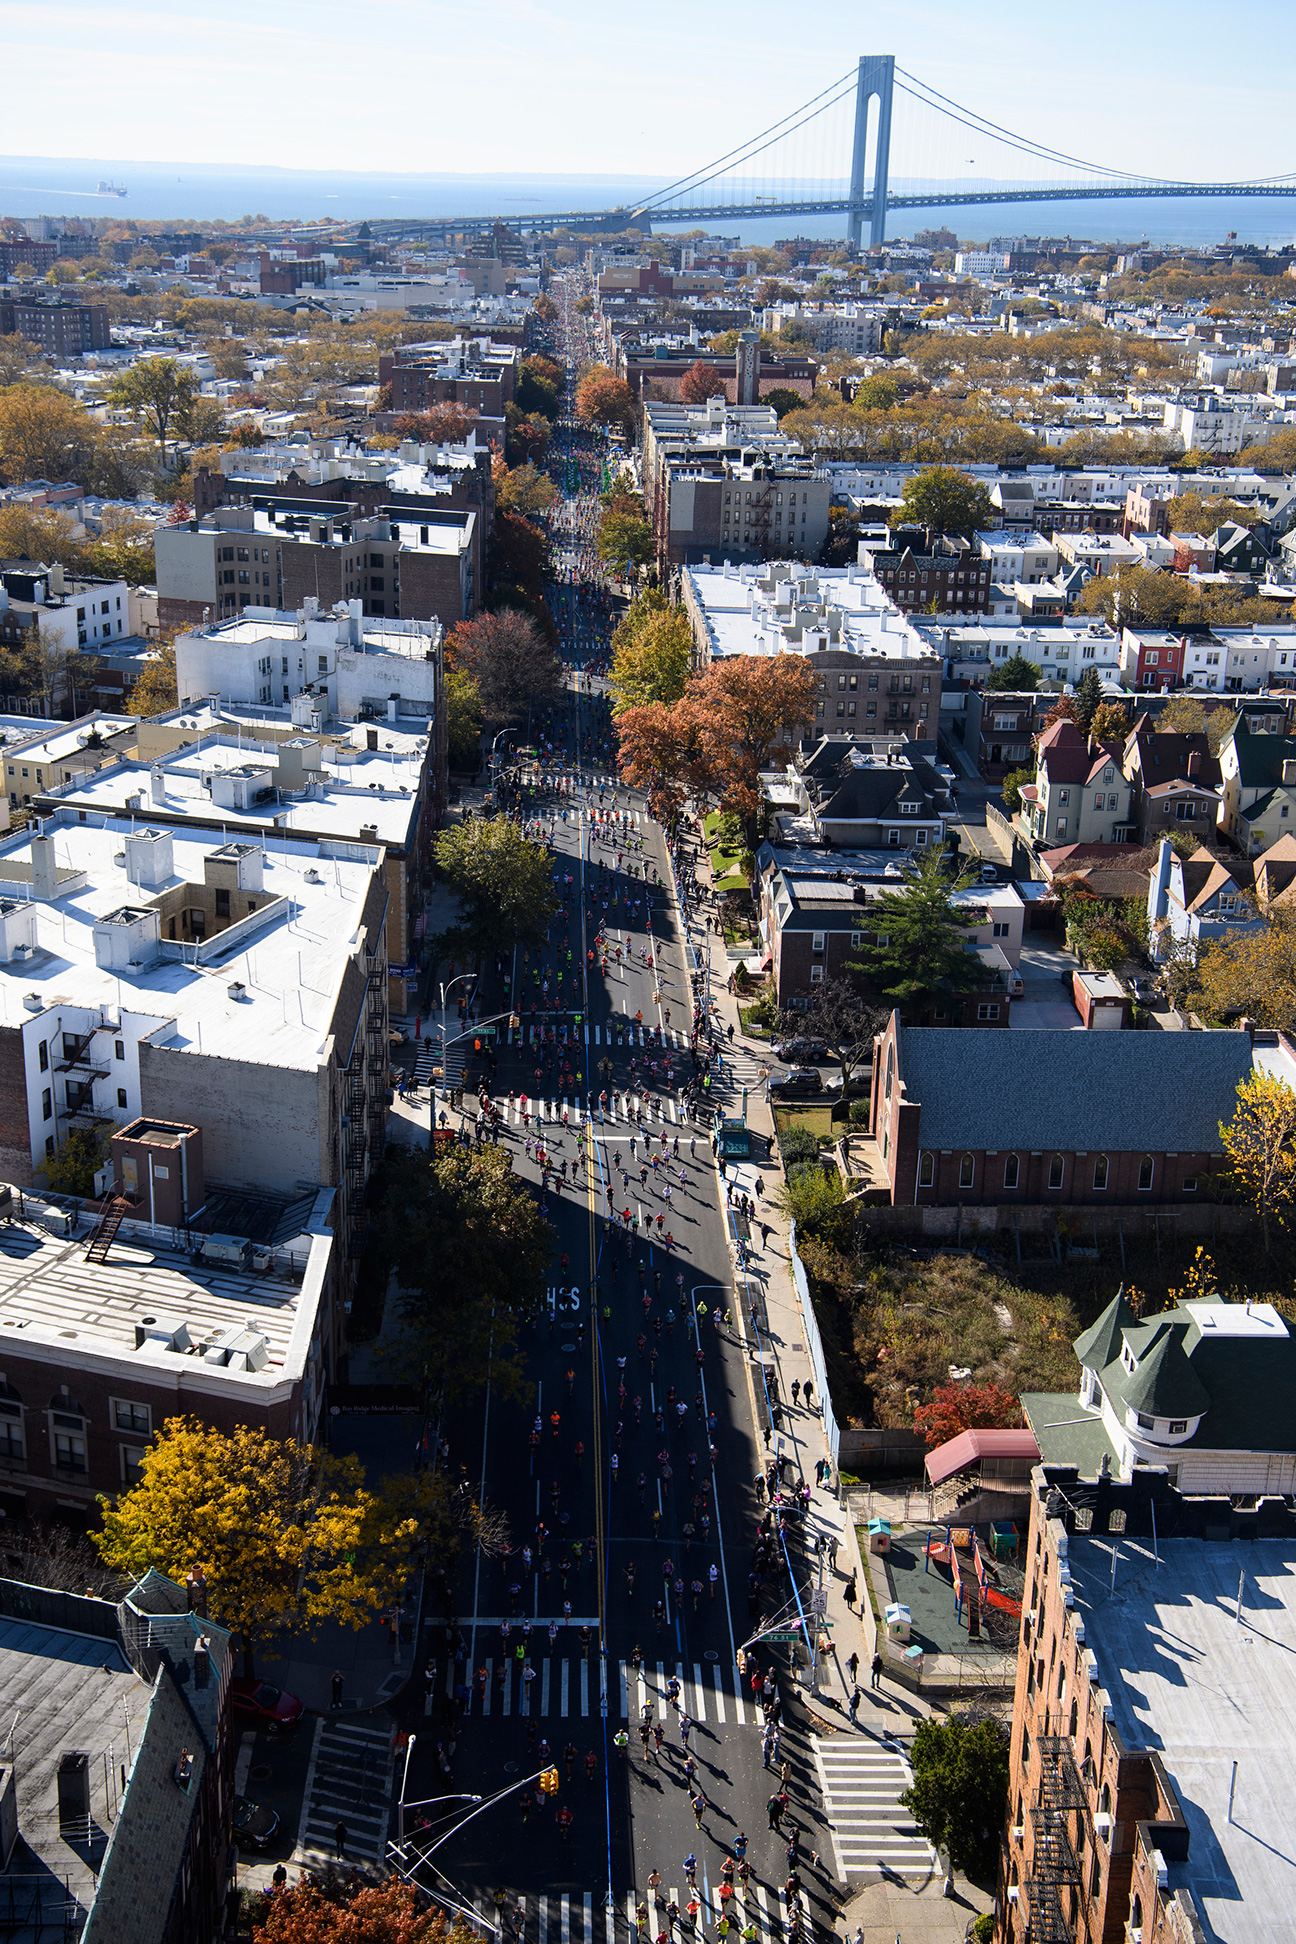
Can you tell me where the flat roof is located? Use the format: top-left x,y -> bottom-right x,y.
2,716 -> 135,762
1071,1532 -> 1296,1944
0,815 -> 380,1070
688,563 -> 938,664
46,734 -> 423,847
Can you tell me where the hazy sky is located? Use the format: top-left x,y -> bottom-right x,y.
3,0 -> 1294,184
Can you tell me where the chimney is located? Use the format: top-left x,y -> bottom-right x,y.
1150,835 -> 1173,927
29,830 -> 57,904
1187,749 -> 1201,778
193,1638 -> 211,1689
185,1564 -> 209,1618
366,726 -> 378,751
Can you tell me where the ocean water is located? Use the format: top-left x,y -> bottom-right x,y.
0,154 -> 1293,252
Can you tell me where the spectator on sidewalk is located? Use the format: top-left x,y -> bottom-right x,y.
330,1670 -> 344,1709
334,1820 -> 347,1859
871,1651 -> 884,1689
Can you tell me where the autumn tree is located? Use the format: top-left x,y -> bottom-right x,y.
379,1144 -> 552,1405
107,357 -> 201,459
0,336 -> 45,387
396,404 -> 480,444
1218,1070 -> 1296,1254
486,508 -> 553,620
984,652 -> 1041,692
850,850 -> 984,1021
260,1877 -> 483,1941
893,466 -> 995,539
1073,558 -> 1186,629
1089,701 -> 1132,745
678,359 -> 724,405
434,815 -> 558,957
516,355 -> 563,420
616,698 -> 709,824
575,365 -> 636,437
129,636 -> 179,716
504,406 -> 551,467
496,461 -> 557,516
92,1420 -> 423,1676
694,653 -> 818,827
1192,909 -> 1296,1031
912,1378 -> 1021,1449
608,593 -> 693,715
598,495 -> 654,573
449,608 -> 560,722
1160,692 -> 1233,754
0,384 -> 100,483
778,976 -> 884,1094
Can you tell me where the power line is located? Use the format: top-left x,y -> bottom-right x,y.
635,69 -> 857,211
894,70 -> 1176,185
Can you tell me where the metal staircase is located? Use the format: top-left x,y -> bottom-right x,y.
84,1197 -> 128,1266
1024,1735 -> 1089,1944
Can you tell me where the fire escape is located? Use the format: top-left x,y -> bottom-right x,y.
743,478 -> 775,557
1024,1736 -> 1089,1944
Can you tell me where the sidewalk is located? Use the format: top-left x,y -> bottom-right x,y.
678,826 -> 993,1941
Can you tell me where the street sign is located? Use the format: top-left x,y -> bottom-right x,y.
810,1588 -> 828,1616
761,1631 -> 803,1644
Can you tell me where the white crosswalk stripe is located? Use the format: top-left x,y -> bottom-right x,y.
813,1734 -> 937,1880
296,1718 -> 394,1870
469,1656 -> 752,1720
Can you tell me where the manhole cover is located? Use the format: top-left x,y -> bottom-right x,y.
504,1761 -> 519,1774
249,1763 -> 273,1783
561,1343 -> 577,1352
703,1650 -> 719,1662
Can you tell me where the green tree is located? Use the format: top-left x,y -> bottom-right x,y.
609,593 -> 693,714
775,1165 -> 849,1247
762,387 -> 805,418
984,652 -> 1042,692
434,815 -> 558,957
1218,1070 -> 1296,1254
894,465 -> 995,539
598,501 -> 654,572
92,1420 -> 422,1677
849,851 -> 983,1020
1072,665 -> 1105,734
446,666 -> 484,772
900,1713 -> 1011,1877
378,1144 -> 552,1403
854,372 -> 899,411
107,357 -> 201,458
1001,764 -> 1035,813
43,1124 -> 111,1196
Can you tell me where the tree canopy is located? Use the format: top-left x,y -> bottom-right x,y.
106,356 -> 202,457
1218,1070 -> 1296,1255
597,490 -> 654,573
678,359 -> 723,405
449,608 -> 561,722
257,1874 -> 483,1941
379,1144 -> 552,1404
849,851 -> 984,1020
93,1420 -> 424,1675
912,1378 -> 1021,1449
1191,908 -> 1296,1031
618,653 -> 816,828
446,665 -> 484,772
575,365 -> 636,437
984,653 -> 1042,692
608,592 -> 693,715
434,815 -> 558,957
894,465 -> 995,539
900,1712 -> 1011,1877
778,977 -> 883,1093
496,460 -> 557,516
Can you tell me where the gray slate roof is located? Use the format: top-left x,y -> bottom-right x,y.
898,1025 -> 1253,1153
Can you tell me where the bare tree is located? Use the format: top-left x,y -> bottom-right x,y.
779,976 -> 885,1095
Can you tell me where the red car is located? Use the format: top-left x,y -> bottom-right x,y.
230,1678 -> 303,1732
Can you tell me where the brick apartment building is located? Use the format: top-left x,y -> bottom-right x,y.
0,298 -> 111,355
0,238 -> 57,276
258,253 -> 327,295
379,339 -> 519,418
861,536 -> 993,615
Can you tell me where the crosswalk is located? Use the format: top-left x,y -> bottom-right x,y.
812,1734 -> 935,1881
498,1093 -> 703,1129
295,1717 -> 395,1871
459,1655 -> 752,1723
452,1881 -> 793,1943
507,1024 -> 687,1048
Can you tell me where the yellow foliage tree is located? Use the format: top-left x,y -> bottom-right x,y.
608,592 -> 694,715
1192,910 -> 1296,1031
129,635 -> 179,717
1219,1071 -> 1296,1255
93,1418 -> 429,1675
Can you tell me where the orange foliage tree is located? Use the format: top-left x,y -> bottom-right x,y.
575,365 -> 636,436
679,359 -> 723,405
912,1380 -> 1021,1451
259,1876 -> 482,1941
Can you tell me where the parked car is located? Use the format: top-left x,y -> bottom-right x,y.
232,1797 -> 281,1849
230,1679 -> 303,1732
771,1038 -> 829,1063
768,1067 -> 823,1094
979,862 -> 999,883
1129,975 -> 1159,1005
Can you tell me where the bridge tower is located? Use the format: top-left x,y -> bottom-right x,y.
847,55 -> 895,250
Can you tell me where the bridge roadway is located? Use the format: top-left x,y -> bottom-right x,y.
359,178 -> 1296,241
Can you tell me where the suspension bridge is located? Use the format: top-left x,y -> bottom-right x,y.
357,57 -> 1296,246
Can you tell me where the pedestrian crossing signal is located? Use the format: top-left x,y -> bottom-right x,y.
538,1767 -> 560,1795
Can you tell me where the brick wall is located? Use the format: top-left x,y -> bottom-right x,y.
0,1026 -> 32,1187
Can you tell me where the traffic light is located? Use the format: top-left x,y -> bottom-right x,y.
538,1766 -> 560,1796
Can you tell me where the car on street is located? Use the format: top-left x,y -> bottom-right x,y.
768,1066 -> 823,1094
230,1679 -> 303,1733
770,1038 -> 829,1063
1129,975 -> 1160,1005
232,1797 -> 281,1849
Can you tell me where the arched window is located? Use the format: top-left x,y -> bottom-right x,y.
1068,1698 -> 1078,1739
1092,1155 -> 1109,1191
1132,1893 -> 1144,1930
1100,1781 -> 1112,1819
959,1153 -> 975,1189
918,1151 -> 934,1188
1048,1153 -> 1065,1189
1003,1154 -> 1020,1189
1138,1154 -> 1154,1191
1083,1739 -> 1094,1783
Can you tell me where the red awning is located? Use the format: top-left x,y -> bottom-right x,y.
924,1428 -> 1040,1486
759,955 -> 773,971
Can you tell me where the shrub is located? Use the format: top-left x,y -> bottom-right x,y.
779,1125 -> 821,1166
849,1098 -> 870,1125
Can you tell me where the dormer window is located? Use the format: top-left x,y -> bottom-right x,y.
1168,1419 -> 1187,1435
1136,1412 -> 1155,1430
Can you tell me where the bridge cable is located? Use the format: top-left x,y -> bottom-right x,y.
633,68 -> 857,211
894,69 -> 1176,185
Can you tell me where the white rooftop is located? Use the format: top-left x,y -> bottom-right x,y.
687,560 -> 938,664
0,815 -> 381,1070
